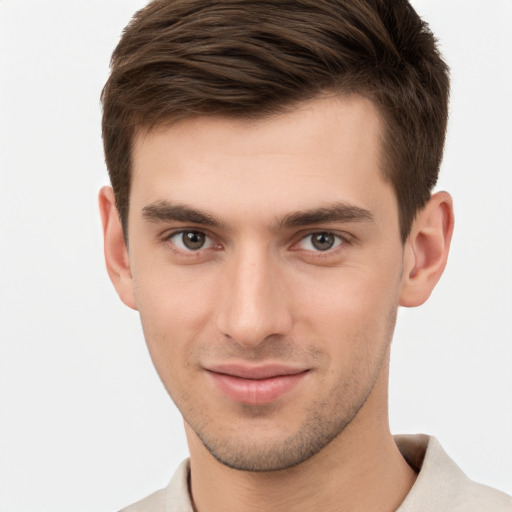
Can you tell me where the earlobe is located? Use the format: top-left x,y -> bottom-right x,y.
98,186 -> 138,310
399,191 -> 454,307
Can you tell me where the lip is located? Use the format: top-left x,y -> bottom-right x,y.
205,364 -> 309,405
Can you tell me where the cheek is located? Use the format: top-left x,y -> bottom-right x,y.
133,260 -> 217,326
131,264 -> 219,378
294,266 -> 401,350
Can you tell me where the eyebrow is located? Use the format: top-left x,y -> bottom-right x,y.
141,200 -> 373,230
276,202 -> 374,229
142,201 -> 225,228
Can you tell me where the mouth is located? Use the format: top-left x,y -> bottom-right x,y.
205,363 -> 310,405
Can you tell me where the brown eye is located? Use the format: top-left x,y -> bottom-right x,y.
170,230 -> 213,251
182,231 -> 205,250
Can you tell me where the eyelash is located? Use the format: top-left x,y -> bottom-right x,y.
291,231 -> 353,264
163,230 -> 220,256
294,231 -> 346,253
162,229 -> 350,258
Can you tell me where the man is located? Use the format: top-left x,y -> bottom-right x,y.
98,1 -> 511,511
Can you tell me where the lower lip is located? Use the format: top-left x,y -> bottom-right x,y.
207,371 -> 309,405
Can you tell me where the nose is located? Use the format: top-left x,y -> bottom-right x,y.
215,244 -> 293,348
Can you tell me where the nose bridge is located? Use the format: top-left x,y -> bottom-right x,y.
216,241 -> 292,347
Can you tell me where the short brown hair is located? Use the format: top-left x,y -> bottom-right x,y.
101,0 -> 449,242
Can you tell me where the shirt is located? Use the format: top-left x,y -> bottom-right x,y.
119,434 -> 512,511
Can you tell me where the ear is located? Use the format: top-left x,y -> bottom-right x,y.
399,191 -> 454,307
98,186 -> 137,310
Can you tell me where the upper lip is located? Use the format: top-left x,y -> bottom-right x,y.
205,363 -> 309,380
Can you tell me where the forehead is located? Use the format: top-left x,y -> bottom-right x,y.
130,95 -> 394,224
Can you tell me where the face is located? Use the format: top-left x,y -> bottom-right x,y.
127,96 -> 405,471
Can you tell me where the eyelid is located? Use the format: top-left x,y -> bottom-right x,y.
162,228 -> 220,253
291,230 -> 352,253
160,227 -> 352,256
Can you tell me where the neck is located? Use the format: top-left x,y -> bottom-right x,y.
185,369 -> 416,512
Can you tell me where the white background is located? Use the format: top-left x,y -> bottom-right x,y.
1,1 -> 511,510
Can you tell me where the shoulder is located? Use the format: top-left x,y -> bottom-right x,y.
461,482 -> 512,512
396,435 -> 512,512
119,488 -> 167,512
117,459 -> 193,512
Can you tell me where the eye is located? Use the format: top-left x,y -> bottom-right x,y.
297,232 -> 344,252
169,230 -> 215,251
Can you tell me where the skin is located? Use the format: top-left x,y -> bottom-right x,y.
100,95 -> 454,511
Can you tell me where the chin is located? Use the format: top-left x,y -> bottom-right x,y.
189,402 -> 360,472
